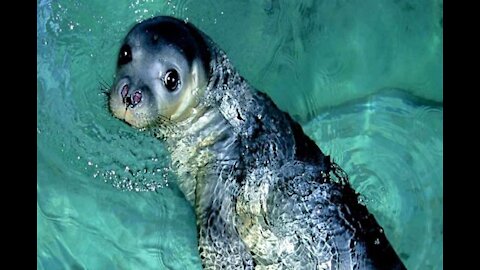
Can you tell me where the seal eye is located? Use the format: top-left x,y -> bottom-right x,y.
118,44 -> 132,65
163,69 -> 180,92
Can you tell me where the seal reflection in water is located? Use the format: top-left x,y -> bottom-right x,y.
108,16 -> 407,270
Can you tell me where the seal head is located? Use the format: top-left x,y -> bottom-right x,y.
109,16 -> 210,128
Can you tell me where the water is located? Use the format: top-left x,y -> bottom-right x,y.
37,0 -> 443,269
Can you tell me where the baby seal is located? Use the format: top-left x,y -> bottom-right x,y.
108,16 -> 407,270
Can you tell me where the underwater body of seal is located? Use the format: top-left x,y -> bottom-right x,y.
37,0 -> 442,269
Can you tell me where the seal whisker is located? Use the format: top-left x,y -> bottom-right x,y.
99,82 -> 110,94
146,115 -> 181,139
97,73 -> 113,95
99,85 -> 111,109
97,75 -> 113,110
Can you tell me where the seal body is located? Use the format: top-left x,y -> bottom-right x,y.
108,16 -> 407,270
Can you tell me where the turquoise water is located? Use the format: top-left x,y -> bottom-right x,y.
37,0 -> 443,269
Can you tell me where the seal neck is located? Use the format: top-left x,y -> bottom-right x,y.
163,104 -> 241,208
158,46 -> 250,221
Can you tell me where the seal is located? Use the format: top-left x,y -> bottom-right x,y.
108,16 -> 407,270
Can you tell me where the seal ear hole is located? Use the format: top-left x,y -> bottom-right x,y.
163,69 -> 181,92
118,44 -> 132,65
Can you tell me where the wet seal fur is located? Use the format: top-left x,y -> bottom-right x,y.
108,16 -> 407,270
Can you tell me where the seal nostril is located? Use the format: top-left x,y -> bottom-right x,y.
132,91 -> 142,105
121,84 -> 129,99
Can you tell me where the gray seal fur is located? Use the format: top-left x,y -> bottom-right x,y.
108,16 -> 407,270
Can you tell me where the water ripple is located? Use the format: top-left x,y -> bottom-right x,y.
303,89 -> 442,269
